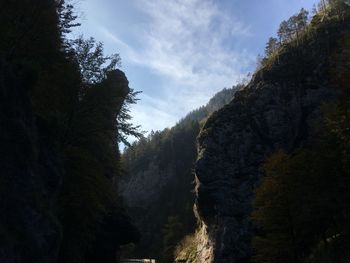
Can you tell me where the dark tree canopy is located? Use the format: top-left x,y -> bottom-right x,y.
0,1 -> 141,262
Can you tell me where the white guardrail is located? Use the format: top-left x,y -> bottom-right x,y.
122,259 -> 156,263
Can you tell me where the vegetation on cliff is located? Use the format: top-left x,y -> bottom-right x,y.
2,1 -> 350,263
252,6 -> 350,261
0,1 -> 140,262
194,0 -> 350,262
250,1 -> 350,263
120,87 -> 238,262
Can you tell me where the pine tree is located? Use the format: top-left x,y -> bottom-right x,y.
277,21 -> 291,43
265,37 -> 279,57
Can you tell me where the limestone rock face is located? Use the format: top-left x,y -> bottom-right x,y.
194,17 -> 350,263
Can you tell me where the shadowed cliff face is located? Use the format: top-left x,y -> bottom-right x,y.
0,60 -> 63,263
0,63 -> 134,263
0,1 -> 140,262
194,15 -> 350,263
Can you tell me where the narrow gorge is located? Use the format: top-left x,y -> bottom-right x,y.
1,1 -> 350,263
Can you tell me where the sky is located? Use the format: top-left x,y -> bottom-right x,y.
72,0 -> 320,137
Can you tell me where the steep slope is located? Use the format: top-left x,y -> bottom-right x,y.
194,6 -> 350,263
0,56 -> 63,263
120,87 -> 238,262
0,2 -> 139,262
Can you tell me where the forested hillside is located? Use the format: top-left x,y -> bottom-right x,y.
0,1 -> 140,262
193,1 -> 350,263
2,1 -> 350,263
120,87 -> 239,262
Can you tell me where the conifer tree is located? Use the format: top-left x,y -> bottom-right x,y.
265,37 -> 279,57
278,21 -> 291,43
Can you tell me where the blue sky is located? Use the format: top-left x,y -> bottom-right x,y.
72,0 -> 319,136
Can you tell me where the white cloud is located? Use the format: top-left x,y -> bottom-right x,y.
131,95 -> 179,132
101,0 -> 255,134
134,0 -> 253,86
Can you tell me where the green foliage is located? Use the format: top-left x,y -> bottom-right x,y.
54,26 -> 142,261
58,70 -> 131,262
117,88 -> 144,146
260,2 -> 350,70
253,134 -> 350,262
121,87 -> 237,262
252,24 -> 350,263
162,216 -> 186,262
265,37 -> 279,57
179,87 -> 239,124
175,232 -> 199,263
66,36 -> 143,145
253,90 -> 350,262
277,8 -> 309,45
122,119 -> 199,262
57,0 -> 81,36
252,151 -> 301,263
330,37 -> 350,94
69,36 -> 121,87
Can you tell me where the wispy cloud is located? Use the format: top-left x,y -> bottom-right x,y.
101,0 -> 255,133
130,94 -> 180,133
134,0 -> 253,86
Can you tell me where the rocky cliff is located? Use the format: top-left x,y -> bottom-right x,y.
194,12 -> 350,263
120,88 -> 238,261
0,2 -> 139,262
0,60 -> 63,262
0,62 -> 136,262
